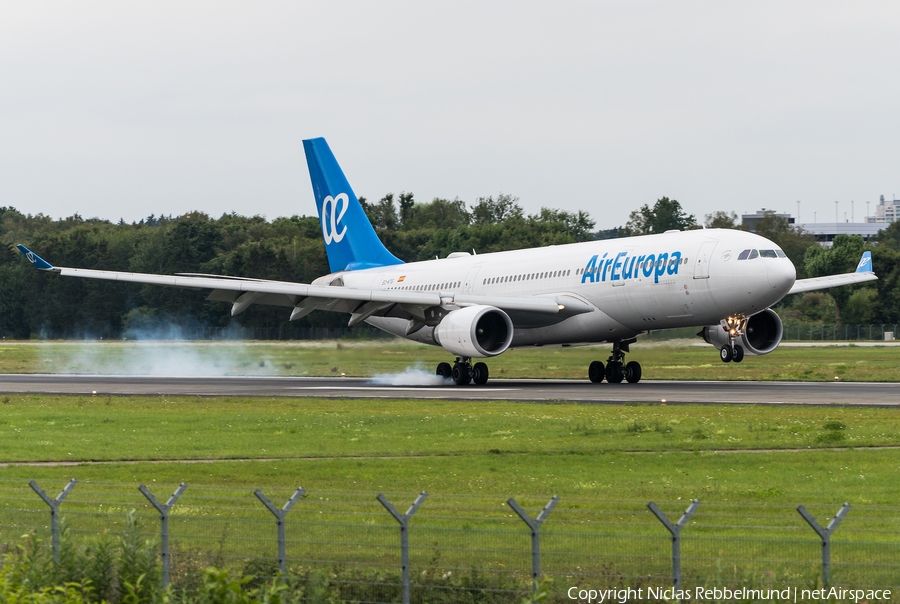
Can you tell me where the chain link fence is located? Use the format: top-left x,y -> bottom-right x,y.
640,323 -> 899,343
1,479 -> 898,602
782,323 -> 899,342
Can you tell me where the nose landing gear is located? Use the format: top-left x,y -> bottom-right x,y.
436,358 -> 489,385
589,339 -> 641,384
720,316 -> 747,363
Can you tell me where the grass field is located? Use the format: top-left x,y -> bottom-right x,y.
1,394 -> 899,465
2,394 -> 900,596
0,338 -> 899,381
0,393 -> 897,506
2,340 -> 899,597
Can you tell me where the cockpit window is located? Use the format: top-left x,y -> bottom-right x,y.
759,249 -> 777,258
738,249 -> 751,260
776,249 -> 787,258
749,249 -> 759,259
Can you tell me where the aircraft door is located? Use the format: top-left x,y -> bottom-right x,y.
612,248 -> 636,287
464,265 -> 483,294
693,241 -> 718,279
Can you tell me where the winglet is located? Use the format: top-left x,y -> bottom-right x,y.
855,251 -> 872,273
16,245 -> 56,270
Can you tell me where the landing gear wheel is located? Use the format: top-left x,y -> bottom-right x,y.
472,362 -> 489,385
606,361 -> 625,384
589,361 -> 606,383
720,346 -> 733,363
625,361 -> 642,384
436,362 -> 452,378
451,363 -> 471,385
733,345 -> 744,363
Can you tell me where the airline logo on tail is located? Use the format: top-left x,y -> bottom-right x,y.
303,137 -> 404,272
856,251 -> 872,273
321,193 -> 349,244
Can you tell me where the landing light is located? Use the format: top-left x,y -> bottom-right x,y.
558,304 -> 565,310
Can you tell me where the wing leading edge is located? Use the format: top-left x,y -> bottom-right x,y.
788,251 -> 877,295
14,245 -> 584,322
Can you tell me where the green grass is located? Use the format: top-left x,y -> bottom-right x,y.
0,395 -> 899,511
0,339 -> 899,381
2,395 -> 900,463
3,395 -> 900,594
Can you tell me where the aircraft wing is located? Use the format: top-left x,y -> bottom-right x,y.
15,245 -> 589,324
788,251 -> 877,295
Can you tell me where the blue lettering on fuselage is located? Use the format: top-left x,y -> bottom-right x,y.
611,252 -> 627,281
582,255 -> 598,283
584,250 -> 682,284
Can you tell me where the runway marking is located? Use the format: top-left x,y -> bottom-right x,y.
290,386 -> 517,392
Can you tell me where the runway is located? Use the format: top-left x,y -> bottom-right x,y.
0,374 -> 897,406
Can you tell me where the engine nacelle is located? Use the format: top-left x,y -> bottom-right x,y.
701,308 -> 783,356
433,305 -> 514,358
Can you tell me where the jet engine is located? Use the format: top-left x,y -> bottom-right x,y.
700,308 -> 783,356
433,305 -> 514,358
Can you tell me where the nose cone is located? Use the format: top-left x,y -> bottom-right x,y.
767,259 -> 796,294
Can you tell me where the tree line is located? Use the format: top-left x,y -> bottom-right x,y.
2,194 -> 899,340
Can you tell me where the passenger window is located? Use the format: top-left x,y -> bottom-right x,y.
738,250 -> 751,260
760,250 -> 777,258
749,249 -> 759,259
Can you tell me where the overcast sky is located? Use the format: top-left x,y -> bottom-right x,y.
1,2 -> 898,229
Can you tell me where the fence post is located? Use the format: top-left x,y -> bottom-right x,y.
255,487 -> 305,576
377,491 -> 427,604
508,495 -> 559,594
139,483 -> 187,589
648,499 -> 700,591
797,502 -> 850,586
29,479 -> 77,564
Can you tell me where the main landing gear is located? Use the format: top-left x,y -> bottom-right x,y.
589,339 -> 641,384
436,357 -> 489,386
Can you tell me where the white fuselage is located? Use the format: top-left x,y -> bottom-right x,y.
320,229 -> 796,348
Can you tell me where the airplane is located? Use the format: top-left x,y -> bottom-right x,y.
17,137 -> 877,386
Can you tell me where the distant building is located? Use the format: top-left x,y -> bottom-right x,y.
795,222 -> 883,248
866,195 -> 900,224
741,209 -> 795,233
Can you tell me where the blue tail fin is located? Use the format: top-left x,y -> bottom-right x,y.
303,137 -> 403,272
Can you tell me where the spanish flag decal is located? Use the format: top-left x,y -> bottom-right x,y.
397,276 -> 406,282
